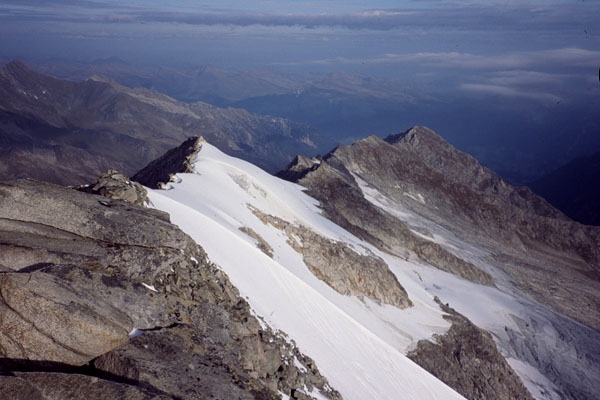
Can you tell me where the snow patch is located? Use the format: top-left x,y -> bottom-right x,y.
142,282 -> 158,292
129,328 -> 143,339
404,191 -> 426,204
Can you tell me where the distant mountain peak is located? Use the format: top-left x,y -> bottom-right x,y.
1,59 -> 40,82
385,125 -> 443,146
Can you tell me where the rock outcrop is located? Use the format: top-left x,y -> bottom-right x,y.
250,206 -> 412,309
78,169 -> 150,206
133,136 -> 203,189
0,178 -> 341,400
408,299 -> 533,400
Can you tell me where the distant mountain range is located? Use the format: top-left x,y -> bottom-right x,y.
0,61 -> 326,186
25,58 -> 600,186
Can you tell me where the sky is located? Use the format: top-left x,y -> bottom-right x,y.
0,0 -> 599,180
1,0 -> 598,96
1,0 -> 598,71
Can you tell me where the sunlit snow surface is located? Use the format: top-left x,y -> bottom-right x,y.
147,142 -> 563,399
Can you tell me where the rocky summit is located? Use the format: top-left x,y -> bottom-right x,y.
0,179 -> 341,400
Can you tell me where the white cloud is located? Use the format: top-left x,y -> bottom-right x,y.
276,47 -> 600,74
460,83 -> 562,102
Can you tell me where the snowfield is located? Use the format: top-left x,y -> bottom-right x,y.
147,141 -> 575,399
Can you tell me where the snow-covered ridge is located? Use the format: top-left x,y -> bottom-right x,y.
148,141 -> 464,399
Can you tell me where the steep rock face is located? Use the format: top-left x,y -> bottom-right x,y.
0,61 -> 322,185
0,179 -> 341,400
133,136 -> 203,189
408,299 -> 533,400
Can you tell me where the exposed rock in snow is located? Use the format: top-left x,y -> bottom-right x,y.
408,298 -> 533,400
133,136 -> 204,189
251,206 -> 412,309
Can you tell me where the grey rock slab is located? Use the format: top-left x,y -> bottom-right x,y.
0,269 -> 132,365
0,373 -> 174,400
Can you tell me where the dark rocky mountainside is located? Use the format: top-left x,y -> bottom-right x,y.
529,151 -> 600,226
0,177 -> 341,400
0,60 -> 323,186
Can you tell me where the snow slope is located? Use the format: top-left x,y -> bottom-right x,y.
148,141 -> 465,399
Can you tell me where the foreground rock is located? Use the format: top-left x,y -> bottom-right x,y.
0,179 -> 341,400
